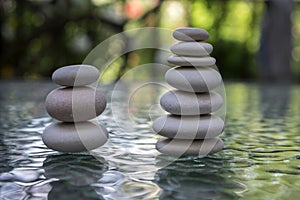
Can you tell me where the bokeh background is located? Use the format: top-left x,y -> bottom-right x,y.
0,0 -> 299,82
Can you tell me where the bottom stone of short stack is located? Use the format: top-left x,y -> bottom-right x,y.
42,121 -> 108,152
156,138 -> 224,156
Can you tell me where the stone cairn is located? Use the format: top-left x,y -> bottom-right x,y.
43,65 -> 108,152
153,28 -> 225,156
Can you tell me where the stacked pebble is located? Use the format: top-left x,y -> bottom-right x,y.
153,28 -> 225,156
43,65 -> 108,152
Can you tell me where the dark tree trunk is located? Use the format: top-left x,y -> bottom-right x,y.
258,0 -> 294,82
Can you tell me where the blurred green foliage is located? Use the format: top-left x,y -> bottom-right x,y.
0,0 -> 299,81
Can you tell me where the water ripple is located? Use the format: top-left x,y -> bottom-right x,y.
0,82 -> 299,199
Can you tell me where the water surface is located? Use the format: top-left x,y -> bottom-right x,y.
0,80 -> 299,199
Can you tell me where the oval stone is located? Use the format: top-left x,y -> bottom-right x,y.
160,90 -> 223,115
52,65 -> 100,86
165,67 -> 222,92
173,28 -> 209,41
156,138 -> 224,156
46,86 -> 106,122
42,121 -> 108,152
152,114 -> 224,139
168,56 -> 216,66
171,42 -> 213,57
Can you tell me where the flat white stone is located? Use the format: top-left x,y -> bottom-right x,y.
156,138 -> 224,156
46,86 -> 106,122
171,42 -> 213,57
42,121 -> 108,152
152,114 -> 224,139
52,65 -> 99,86
165,67 -> 222,92
160,90 -> 223,115
168,56 -> 216,66
173,28 -> 209,41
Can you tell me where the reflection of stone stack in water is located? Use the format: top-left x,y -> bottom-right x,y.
154,158 -> 243,199
43,154 -> 107,199
43,65 -> 108,152
153,28 -> 224,156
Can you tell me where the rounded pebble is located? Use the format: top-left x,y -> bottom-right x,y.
171,42 -> 213,57
42,121 -> 108,152
173,28 -> 209,41
52,65 -> 100,86
168,56 -> 216,66
156,138 -> 224,156
46,86 -> 106,122
160,90 -> 223,115
165,67 -> 222,92
152,114 -> 224,139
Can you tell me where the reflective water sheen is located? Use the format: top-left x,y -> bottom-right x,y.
0,80 -> 299,200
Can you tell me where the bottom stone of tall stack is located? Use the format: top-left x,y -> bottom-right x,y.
42,121 -> 108,152
155,138 -> 224,157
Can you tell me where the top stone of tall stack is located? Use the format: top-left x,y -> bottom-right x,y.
52,64 -> 100,86
173,28 -> 209,41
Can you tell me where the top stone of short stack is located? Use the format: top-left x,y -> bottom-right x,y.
173,28 -> 209,41
52,64 -> 100,86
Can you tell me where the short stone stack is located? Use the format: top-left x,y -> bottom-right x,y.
153,28 -> 225,156
43,65 -> 108,152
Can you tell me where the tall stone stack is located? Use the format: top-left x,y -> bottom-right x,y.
153,28 -> 225,156
43,65 -> 108,152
